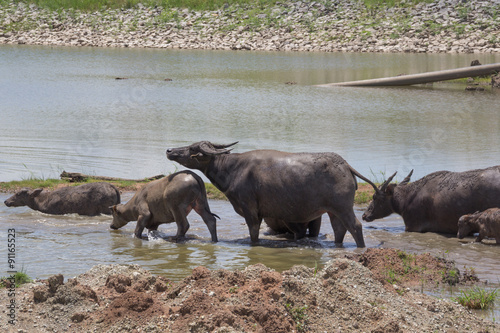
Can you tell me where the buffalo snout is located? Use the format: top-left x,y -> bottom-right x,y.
166,148 -> 179,160
362,213 -> 373,222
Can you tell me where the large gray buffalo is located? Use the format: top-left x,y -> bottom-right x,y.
109,171 -> 218,242
4,182 -> 120,216
362,166 -> 500,234
166,141 -> 378,247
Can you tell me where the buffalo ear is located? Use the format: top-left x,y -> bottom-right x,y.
30,188 -> 43,198
385,183 -> 396,195
109,205 -> 118,213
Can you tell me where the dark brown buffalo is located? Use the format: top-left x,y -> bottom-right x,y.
109,171 -> 218,242
4,182 -> 120,216
458,208 -> 500,244
166,141 -> 378,247
362,166 -> 500,234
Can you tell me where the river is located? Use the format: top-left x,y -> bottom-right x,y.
1,45 -> 499,319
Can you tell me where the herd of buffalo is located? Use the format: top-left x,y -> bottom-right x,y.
4,141 -> 500,247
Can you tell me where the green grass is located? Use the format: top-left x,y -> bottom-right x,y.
1,178 -> 374,204
285,303 -> 308,332
0,178 -> 67,192
355,190 -> 372,205
2,0 -> 280,11
205,183 -> 226,200
453,287 -> 498,310
2,0 -> 440,12
1,270 -> 32,288
363,0 -> 435,7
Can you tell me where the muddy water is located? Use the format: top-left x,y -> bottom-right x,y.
1,192 -> 498,278
1,192 -> 499,319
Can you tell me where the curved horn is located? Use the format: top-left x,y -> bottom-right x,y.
199,141 -> 235,156
399,169 -> 413,186
380,172 -> 397,192
212,141 -> 238,149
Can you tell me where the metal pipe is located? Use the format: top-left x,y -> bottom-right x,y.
317,63 -> 500,87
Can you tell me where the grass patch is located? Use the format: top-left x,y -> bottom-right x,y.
205,183 -> 226,200
453,287 -> 498,310
1,177 -> 374,204
0,178 -> 67,192
355,183 -> 376,205
1,270 -> 32,288
4,0 -> 439,12
5,0 -> 280,11
363,0 -> 435,8
0,178 -> 147,193
285,303 -> 308,332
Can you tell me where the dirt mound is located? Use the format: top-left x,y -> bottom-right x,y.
2,249 -> 497,333
358,248 -> 479,289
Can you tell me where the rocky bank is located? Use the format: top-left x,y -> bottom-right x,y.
2,249 -> 498,332
0,0 -> 499,53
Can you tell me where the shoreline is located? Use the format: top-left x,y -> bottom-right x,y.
0,178 -> 377,204
1,0 -> 499,53
1,249 -> 498,332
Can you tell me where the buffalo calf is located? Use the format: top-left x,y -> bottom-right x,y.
4,182 -> 120,216
109,171 -> 218,242
458,208 -> 500,244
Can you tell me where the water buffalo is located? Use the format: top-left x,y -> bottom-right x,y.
458,208 -> 500,244
166,141 -> 378,247
4,182 -> 120,216
109,170 -> 218,242
362,166 -> 500,234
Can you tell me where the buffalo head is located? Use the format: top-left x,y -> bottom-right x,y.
4,188 -> 43,207
362,170 -> 413,222
457,211 -> 480,239
166,141 -> 238,169
109,204 -> 129,230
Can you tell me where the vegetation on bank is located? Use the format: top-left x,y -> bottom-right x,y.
0,177 -> 376,204
2,0 -> 437,11
0,270 -> 32,288
2,0 -> 499,52
454,287 -> 498,310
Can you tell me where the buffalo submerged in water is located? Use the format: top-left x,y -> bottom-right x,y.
4,182 -> 120,216
362,166 -> 500,234
166,141 -> 378,248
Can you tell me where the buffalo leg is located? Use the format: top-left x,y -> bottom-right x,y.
243,214 -> 262,243
328,213 -> 347,244
284,222 -> 308,240
172,209 -> 190,241
307,217 -> 322,237
329,210 -> 366,248
135,213 -> 151,239
194,203 -> 218,242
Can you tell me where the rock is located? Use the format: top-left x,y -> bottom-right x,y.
48,274 -> 64,293
492,74 -> 500,88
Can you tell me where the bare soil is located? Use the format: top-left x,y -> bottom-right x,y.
1,248 -> 497,333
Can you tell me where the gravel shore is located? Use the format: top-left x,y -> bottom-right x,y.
2,249 -> 498,332
1,0 -> 499,53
